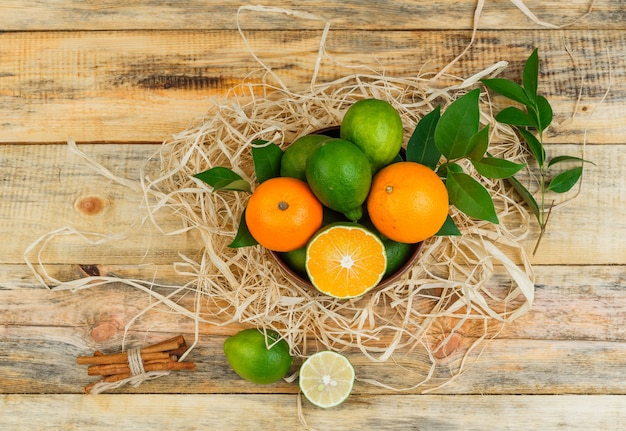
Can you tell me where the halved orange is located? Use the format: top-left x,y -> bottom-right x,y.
305,223 -> 387,299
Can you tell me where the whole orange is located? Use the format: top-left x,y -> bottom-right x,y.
245,177 -> 323,252
366,162 -> 448,243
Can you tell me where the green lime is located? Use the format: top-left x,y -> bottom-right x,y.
381,237 -> 413,277
305,138 -> 372,221
223,328 -> 293,384
340,99 -> 404,173
280,134 -> 330,181
360,215 -> 413,278
279,246 -> 307,278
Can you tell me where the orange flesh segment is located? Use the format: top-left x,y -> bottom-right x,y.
307,225 -> 386,298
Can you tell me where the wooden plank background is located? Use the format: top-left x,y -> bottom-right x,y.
1,1 -> 625,429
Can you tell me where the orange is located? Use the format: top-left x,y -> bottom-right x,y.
366,162 -> 448,243
305,222 -> 387,299
245,177 -> 323,252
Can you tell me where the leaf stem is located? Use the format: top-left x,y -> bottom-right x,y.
538,129 -> 546,228
532,199 -> 554,256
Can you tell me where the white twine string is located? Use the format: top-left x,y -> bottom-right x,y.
127,347 -> 145,376
88,347 -> 171,395
88,371 -> 172,395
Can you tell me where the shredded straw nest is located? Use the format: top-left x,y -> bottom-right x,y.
138,65 -> 535,382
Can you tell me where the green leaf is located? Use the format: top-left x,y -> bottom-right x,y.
446,171 -> 499,224
548,166 -> 583,193
536,95 -> 553,131
437,162 -> 461,179
406,105 -> 441,168
228,209 -> 259,248
507,176 -> 540,223
468,125 -> 490,161
481,78 -> 532,107
548,155 -> 596,167
435,214 -> 462,236
471,157 -> 526,179
523,48 -> 539,104
435,89 -> 480,160
495,106 -> 537,128
251,141 -> 283,183
517,127 -> 546,167
193,167 -> 251,192
447,162 -> 464,173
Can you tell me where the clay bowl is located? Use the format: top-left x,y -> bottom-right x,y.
269,125 -> 424,292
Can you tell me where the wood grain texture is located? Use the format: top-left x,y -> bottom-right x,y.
1,0 -> 625,427
3,265 -> 624,341
0,1 -> 616,31
1,29 -> 623,143
4,324 -> 626,395
2,143 -> 623,268
1,266 -> 625,395
1,394 -> 624,430
1,143 -> 200,266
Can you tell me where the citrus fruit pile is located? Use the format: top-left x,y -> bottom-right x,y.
244,98 -> 449,299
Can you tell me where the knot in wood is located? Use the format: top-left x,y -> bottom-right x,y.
90,321 -> 120,343
74,195 -> 108,216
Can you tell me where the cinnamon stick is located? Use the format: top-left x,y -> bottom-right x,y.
165,339 -> 188,358
78,351 -> 172,365
77,335 -> 185,365
141,335 -> 185,353
78,335 -> 194,393
87,361 -> 195,376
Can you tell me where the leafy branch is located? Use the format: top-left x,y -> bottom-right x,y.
407,88 -> 526,236
482,49 -> 595,254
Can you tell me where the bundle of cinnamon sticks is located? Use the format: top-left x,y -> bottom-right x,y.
77,335 -> 195,394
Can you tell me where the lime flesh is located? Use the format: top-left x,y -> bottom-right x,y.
299,351 -> 355,408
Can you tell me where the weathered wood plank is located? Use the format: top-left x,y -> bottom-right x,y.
6,265 -> 626,347
0,0 -> 623,425
1,394 -> 624,430
2,143 -> 623,268
2,266 -> 625,343
1,266 -> 625,395
2,323 -> 626,395
0,143 -> 201,266
1,30 -> 622,143
0,1 -> 616,31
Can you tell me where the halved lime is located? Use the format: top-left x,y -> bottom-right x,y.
299,351 -> 355,408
